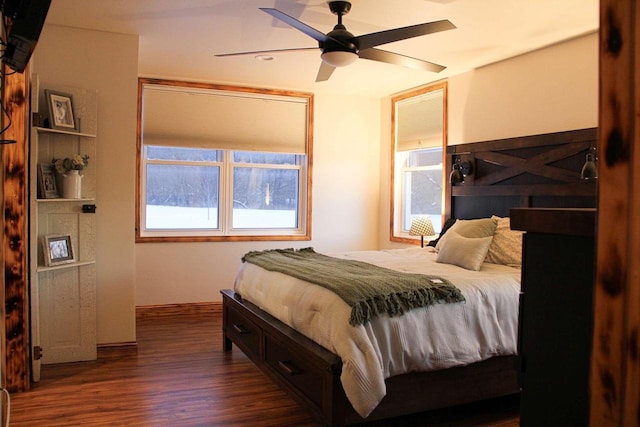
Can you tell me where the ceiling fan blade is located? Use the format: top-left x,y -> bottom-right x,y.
358,48 -> 446,73
270,0 -> 305,28
315,61 -> 336,82
259,7 -> 331,43
215,47 -> 318,58
356,20 -> 456,51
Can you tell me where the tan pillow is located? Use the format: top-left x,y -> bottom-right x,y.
485,216 -> 524,267
436,231 -> 493,271
435,217 -> 497,252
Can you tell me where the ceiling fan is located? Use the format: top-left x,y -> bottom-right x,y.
215,1 -> 456,82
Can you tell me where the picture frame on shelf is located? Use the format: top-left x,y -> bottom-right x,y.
42,234 -> 75,266
37,163 -> 59,199
45,89 -> 76,131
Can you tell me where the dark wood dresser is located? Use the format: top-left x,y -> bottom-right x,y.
510,208 -> 596,427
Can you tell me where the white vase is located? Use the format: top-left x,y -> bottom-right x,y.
62,170 -> 83,199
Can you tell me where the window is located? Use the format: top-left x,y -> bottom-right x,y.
137,79 -> 313,242
231,151 -> 301,229
143,146 -> 221,231
391,82 -> 447,244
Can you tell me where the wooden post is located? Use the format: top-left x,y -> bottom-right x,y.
590,0 -> 640,425
1,65 -> 30,392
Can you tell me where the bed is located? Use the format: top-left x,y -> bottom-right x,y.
221,127 -> 598,426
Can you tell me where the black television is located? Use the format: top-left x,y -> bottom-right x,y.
1,0 -> 52,73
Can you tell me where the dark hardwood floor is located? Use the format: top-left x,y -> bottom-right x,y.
8,307 -> 520,426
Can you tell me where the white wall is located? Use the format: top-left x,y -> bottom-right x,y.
379,32 -> 599,249
134,92 -> 381,306
448,32 -> 598,144
34,25 -> 139,345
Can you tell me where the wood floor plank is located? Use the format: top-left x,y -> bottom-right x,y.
7,309 -> 519,426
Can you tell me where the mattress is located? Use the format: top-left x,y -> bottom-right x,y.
234,247 -> 521,418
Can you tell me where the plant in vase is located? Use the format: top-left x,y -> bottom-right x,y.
52,154 -> 89,199
52,154 -> 89,174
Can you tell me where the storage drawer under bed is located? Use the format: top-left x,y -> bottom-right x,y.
225,303 -> 262,360
264,332 -> 324,408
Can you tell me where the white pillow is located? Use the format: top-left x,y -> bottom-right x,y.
485,216 -> 524,267
436,231 -> 493,271
435,217 -> 497,252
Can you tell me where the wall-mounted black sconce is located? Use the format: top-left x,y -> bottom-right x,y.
450,157 -> 473,184
580,146 -> 597,180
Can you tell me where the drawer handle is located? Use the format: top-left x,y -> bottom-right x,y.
278,360 -> 300,376
233,324 -> 250,335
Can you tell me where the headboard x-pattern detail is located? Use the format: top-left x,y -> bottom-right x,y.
445,127 -> 598,219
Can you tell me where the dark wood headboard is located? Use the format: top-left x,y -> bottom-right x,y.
445,128 -> 597,219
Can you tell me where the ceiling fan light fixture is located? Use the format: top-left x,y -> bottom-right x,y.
321,50 -> 358,67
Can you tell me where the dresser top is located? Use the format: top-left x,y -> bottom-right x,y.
510,208 -> 596,237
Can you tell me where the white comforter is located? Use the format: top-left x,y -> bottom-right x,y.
234,247 -> 521,418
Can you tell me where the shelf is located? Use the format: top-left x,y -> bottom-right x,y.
36,260 -> 96,273
31,81 -> 99,365
36,197 -> 96,203
36,126 -> 96,138
510,208 -> 596,237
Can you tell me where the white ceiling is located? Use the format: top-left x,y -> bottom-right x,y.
44,0 -> 599,97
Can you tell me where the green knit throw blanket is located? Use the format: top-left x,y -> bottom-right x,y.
242,247 -> 465,326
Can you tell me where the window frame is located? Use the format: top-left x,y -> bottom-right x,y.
136,78 -> 313,243
390,81 -> 448,245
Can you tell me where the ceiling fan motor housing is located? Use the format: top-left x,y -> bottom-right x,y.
323,26 -> 358,53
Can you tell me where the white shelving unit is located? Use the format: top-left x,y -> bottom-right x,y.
29,78 -> 98,379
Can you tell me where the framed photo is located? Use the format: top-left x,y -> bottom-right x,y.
42,235 -> 75,266
37,163 -> 58,199
45,89 -> 76,131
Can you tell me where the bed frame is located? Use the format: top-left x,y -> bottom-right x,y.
221,127 -> 598,426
